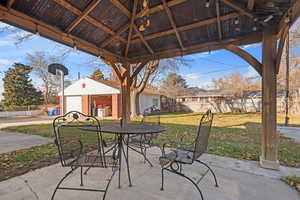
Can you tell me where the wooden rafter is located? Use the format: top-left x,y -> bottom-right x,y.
130,32 -> 262,62
162,0 -> 185,50
110,0 -> 130,17
53,0 -> 126,43
100,24 -> 130,48
247,0 -> 255,10
65,0 -> 102,33
110,0 -> 154,54
130,61 -> 149,81
225,44 -> 262,75
216,0 -> 223,40
131,12 -> 239,44
220,0 -> 268,26
0,5 -> 123,62
102,0 -> 188,48
276,25 -> 289,73
6,0 -> 14,9
133,25 -> 154,54
125,0 -> 138,57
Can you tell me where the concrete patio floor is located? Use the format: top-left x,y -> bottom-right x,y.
0,147 -> 299,200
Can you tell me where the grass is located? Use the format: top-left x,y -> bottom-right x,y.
282,176 -> 300,192
1,112 -> 300,170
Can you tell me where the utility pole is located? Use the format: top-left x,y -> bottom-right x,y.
285,31 -> 290,126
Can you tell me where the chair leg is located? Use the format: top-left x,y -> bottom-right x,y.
51,168 -> 75,200
164,168 -> 204,200
195,160 -> 218,187
160,168 -> 165,191
80,167 -> 84,186
102,167 -> 117,200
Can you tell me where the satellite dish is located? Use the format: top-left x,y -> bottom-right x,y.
48,63 -> 69,76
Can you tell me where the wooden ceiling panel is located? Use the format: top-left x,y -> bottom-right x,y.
65,0 -> 93,11
71,19 -> 109,45
89,0 -> 129,32
13,0 -> 77,30
147,33 -> 180,53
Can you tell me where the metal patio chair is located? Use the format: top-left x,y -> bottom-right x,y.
127,112 -> 161,167
51,111 -> 118,200
159,110 -> 218,200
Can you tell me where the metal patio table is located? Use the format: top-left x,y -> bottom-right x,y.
82,122 -> 166,188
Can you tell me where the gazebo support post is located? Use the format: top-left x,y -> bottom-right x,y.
120,65 -> 131,122
260,28 -> 280,170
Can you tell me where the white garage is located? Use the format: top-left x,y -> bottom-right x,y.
65,96 -> 82,113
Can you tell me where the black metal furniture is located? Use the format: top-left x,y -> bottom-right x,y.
159,110 -> 218,200
51,111 -> 118,200
128,113 -> 161,167
82,122 -> 166,188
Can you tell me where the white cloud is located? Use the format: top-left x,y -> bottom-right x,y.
0,59 -> 13,66
246,65 -> 259,78
184,73 -> 201,79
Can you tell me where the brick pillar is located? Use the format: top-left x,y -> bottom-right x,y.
112,94 -> 121,119
81,95 -> 90,115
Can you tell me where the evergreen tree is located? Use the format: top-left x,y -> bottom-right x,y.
2,63 -> 43,107
91,69 -> 104,81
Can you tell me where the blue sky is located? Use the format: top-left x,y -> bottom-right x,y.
0,21 -> 265,96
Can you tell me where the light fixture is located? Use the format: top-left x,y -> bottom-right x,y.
235,27 -> 240,32
252,26 -> 257,31
137,0 -> 150,32
234,19 -> 239,25
35,24 -> 40,36
205,0 -> 210,8
264,15 -> 273,23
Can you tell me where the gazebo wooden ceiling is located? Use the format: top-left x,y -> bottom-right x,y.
1,0 -> 300,170
0,0 -> 298,63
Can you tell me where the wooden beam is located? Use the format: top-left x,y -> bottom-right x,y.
136,0 -> 189,18
100,23 -> 130,48
216,0 -> 223,40
53,0 -> 127,43
131,12 -> 239,44
225,44 -> 262,75
133,25 -> 154,54
130,32 -> 262,62
220,0 -> 268,26
102,0 -> 188,48
162,0 -> 185,50
110,0 -> 154,54
130,61 -> 149,81
260,28 -> 279,170
110,62 -> 123,81
276,25 -> 289,73
65,0 -> 102,33
0,5 -> 123,63
109,0 -> 130,17
125,0 -> 138,57
247,0 -> 255,10
6,0 -> 15,9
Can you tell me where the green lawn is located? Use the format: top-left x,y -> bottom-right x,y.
1,112 -> 300,171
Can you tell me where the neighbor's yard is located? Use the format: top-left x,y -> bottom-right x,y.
1,112 -> 300,180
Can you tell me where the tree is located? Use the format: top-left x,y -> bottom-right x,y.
129,58 -> 188,117
2,63 -> 43,108
212,72 -> 260,98
91,69 -> 105,81
26,51 -> 64,104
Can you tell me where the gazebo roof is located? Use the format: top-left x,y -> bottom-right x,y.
0,0 -> 299,63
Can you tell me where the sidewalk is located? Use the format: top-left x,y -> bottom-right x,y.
278,126 -> 300,142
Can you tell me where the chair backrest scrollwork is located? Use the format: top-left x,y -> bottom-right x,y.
53,111 -> 106,167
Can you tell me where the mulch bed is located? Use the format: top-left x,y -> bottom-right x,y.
0,157 -> 59,182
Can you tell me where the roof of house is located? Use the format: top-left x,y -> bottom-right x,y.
177,90 -> 231,98
243,90 -> 286,98
59,77 -> 160,96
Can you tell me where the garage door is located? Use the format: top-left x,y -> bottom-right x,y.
65,96 -> 82,113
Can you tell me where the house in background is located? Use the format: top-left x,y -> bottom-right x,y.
58,77 -> 161,118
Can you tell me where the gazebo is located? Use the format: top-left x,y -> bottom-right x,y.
0,0 -> 299,170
